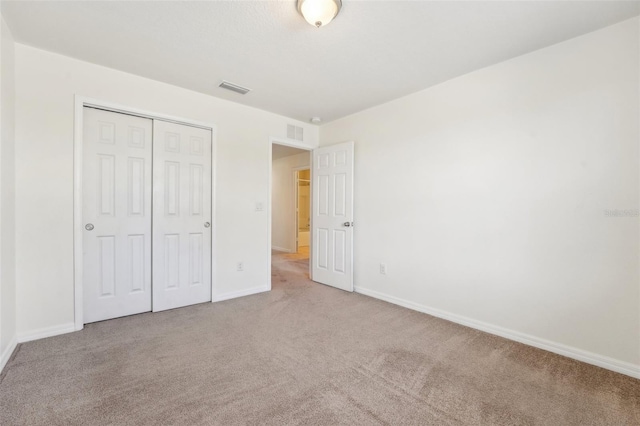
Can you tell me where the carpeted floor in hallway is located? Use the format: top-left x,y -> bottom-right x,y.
0,252 -> 638,425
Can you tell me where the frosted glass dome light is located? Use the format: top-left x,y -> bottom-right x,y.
298,0 -> 342,28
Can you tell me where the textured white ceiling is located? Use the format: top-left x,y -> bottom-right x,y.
3,1 -> 639,123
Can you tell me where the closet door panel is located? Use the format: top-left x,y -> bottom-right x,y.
83,108 -> 152,323
152,120 -> 212,311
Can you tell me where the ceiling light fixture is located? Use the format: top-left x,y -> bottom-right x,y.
297,0 -> 342,28
310,117 -> 322,124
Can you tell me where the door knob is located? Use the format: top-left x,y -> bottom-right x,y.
204,222 -> 211,228
343,222 -> 351,227
85,223 -> 94,231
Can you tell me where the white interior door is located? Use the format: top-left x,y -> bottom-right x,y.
311,141 -> 354,291
152,120 -> 212,311
83,107 -> 152,323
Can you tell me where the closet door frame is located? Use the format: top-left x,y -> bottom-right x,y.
73,95 -> 217,331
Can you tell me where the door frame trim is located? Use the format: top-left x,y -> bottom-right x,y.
73,95 -> 217,331
268,138 -> 314,289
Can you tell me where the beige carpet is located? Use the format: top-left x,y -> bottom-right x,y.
1,253 -> 638,425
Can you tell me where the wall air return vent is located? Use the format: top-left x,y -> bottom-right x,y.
287,124 -> 304,141
218,81 -> 251,95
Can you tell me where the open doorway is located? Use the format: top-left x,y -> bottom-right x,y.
270,142 -> 312,279
269,140 -> 355,292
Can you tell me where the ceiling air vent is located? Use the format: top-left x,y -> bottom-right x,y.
218,80 -> 251,95
287,124 -> 304,141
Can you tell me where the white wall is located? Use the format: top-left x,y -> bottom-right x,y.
14,45 -> 318,338
271,151 -> 310,252
320,18 -> 640,375
0,16 -> 16,369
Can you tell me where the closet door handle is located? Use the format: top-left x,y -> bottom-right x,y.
204,222 -> 211,228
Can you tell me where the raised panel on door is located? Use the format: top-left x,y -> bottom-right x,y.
98,155 -> 115,216
189,233 -> 204,285
316,228 -> 329,270
152,120 -> 212,312
128,158 -> 146,216
311,141 -> 354,292
97,236 -> 116,297
83,107 -> 152,323
128,235 -> 146,293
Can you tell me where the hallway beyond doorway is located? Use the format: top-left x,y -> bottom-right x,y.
271,247 -> 309,280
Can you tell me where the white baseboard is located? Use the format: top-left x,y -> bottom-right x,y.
213,285 -> 270,302
354,286 -> 640,379
0,335 -> 18,374
17,322 -> 77,344
271,246 -> 293,253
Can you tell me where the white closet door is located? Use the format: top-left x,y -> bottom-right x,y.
311,141 -> 354,292
83,107 -> 152,323
152,120 -> 212,311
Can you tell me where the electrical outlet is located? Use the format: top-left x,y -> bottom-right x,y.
255,202 -> 264,212
380,263 -> 387,275
237,262 -> 244,272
